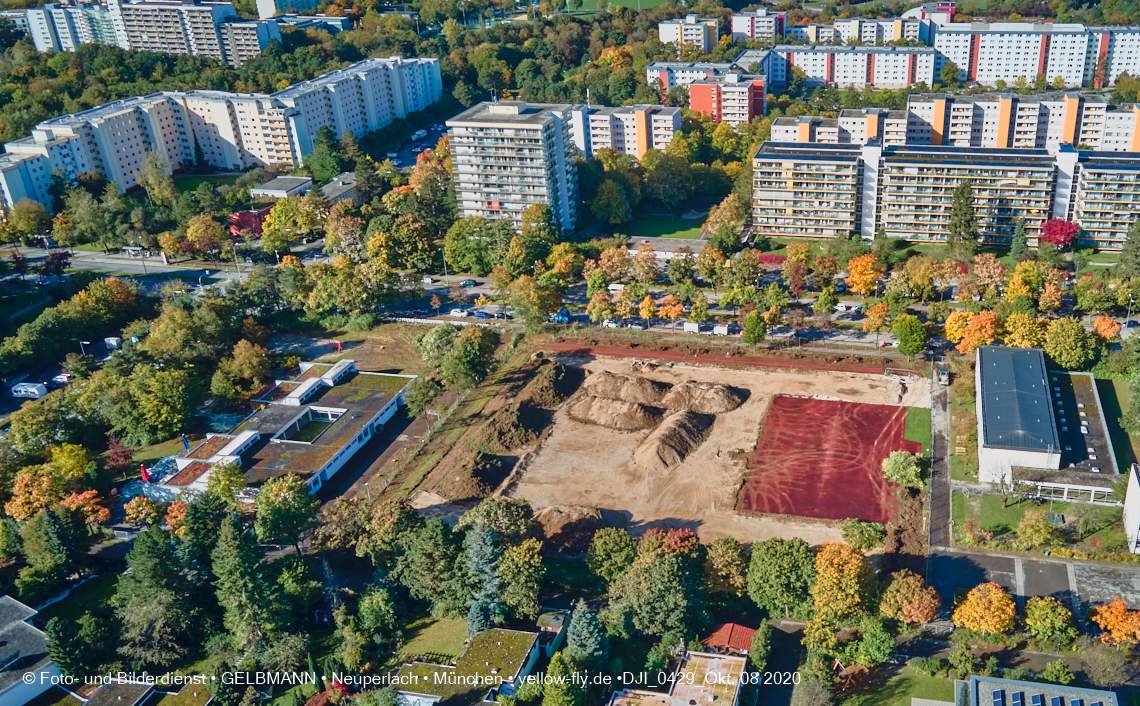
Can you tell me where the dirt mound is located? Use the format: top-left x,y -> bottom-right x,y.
533,505 -> 605,555
435,450 -> 505,502
474,405 -> 540,454
519,360 -> 582,408
581,370 -> 671,405
567,395 -> 663,431
660,381 -> 743,414
634,411 -> 716,475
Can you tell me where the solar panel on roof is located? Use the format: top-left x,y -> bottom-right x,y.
1031,696 -> 1044,706
993,691 -> 1005,706
1012,693 -> 1024,706
1050,698 -> 1063,706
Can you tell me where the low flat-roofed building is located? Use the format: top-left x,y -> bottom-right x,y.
395,628 -> 540,704
87,682 -> 155,706
249,175 -> 312,199
0,595 -> 58,706
320,171 -> 361,205
967,674 -> 1119,706
670,652 -> 747,706
975,346 -> 1061,485
608,691 -> 670,706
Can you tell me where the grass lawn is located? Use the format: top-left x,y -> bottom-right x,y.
619,217 -> 705,239
400,614 -> 468,661
839,671 -> 955,706
959,494 -> 1125,547
952,492 -> 965,527
905,406 -> 932,455
173,174 -> 240,192
1104,379 -> 1139,471
36,573 -> 118,623
130,436 -> 187,465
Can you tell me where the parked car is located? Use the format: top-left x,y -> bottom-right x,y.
473,311 -> 493,319
448,308 -> 469,317
11,382 -> 47,399
461,279 -> 477,287
422,276 -> 434,284
548,308 -> 570,324
602,319 -> 620,329
625,322 -> 646,330
50,373 -> 72,386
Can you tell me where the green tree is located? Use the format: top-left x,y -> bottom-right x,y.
1025,596 -> 1078,647
457,498 -> 537,544
742,309 -> 767,345
608,553 -> 707,637
465,522 -> 505,635
212,515 -> 276,649
207,462 -> 247,506
948,641 -> 980,679
588,528 -> 637,584
46,617 -> 88,678
9,199 -> 51,240
500,538 -> 544,620
854,617 -> 894,667
892,314 -> 927,357
1045,317 -> 1097,370
1041,659 -> 1075,685
591,179 -> 631,224
116,526 -> 195,668
940,62 -> 960,86
566,598 -> 608,665
133,151 -> 178,207
255,474 -> 320,554
441,328 -> 497,390
1010,218 -> 1030,261
396,519 -> 469,618
747,538 -> 815,619
749,622 -> 772,672
947,180 -> 979,261
444,217 -> 514,276
881,450 -> 922,487
543,652 -> 584,706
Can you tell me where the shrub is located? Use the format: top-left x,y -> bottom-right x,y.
346,313 -> 377,332
321,313 -> 350,329
842,519 -> 886,551
907,656 -> 945,677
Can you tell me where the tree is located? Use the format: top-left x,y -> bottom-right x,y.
500,538 -> 544,620
1090,596 -> 1140,647
1040,659 -> 1075,685
397,519 -> 468,619
186,214 -> 228,254
948,641 -> 980,679
703,537 -> 748,596
747,537 -> 815,619
947,180 -> 979,261
592,179 -> 631,224
1040,219 -> 1079,250
1084,643 -> 1128,686
608,552 -> 707,637
862,302 -> 890,341
881,450 -> 922,487
586,292 -> 614,324
61,490 -> 110,527
207,462 -> 247,506
878,569 -> 940,625
566,598 -> 608,666
116,526 -> 194,668
213,516 -> 276,649
46,617 -> 88,678
742,309 -> 767,345
543,651 -> 584,706
846,254 -> 880,297
255,474 -> 320,554
1018,508 -> 1058,548
441,327 -> 497,390
1003,312 -> 1046,348
811,542 -> 875,622
134,151 -> 177,207
1045,317 -> 1096,370
5,473 -> 62,520
9,199 -> 51,240
588,528 -> 637,584
124,495 -> 160,527
952,582 -> 1015,635
892,314 -> 927,357
510,275 -> 560,332
1010,218 -> 1030,261
940,62 -> 960,86
749,622 -> 772,672
658,295 -> 684,331
854,617 -> 895,667
957,310 -> 1000,355
1095,314 -> 1122,341
1025,596 -> 1077,646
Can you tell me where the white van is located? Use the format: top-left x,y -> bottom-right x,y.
683,322 -> 701,334
713,325 -> 729,336
12,382 -> 47,399
412,129 -> 428,140
607,283 -> 625,294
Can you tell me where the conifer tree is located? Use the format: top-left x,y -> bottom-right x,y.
212,516 -> 275,649
464,523 -> 504,635
1119,218 -> 1140,279
396,519 -> 469,619
565,598 -> 608,665
45,617 -> 87,678
947,179 -> 979,261
1010,218 -> 1029,261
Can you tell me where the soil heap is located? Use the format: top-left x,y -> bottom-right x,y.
634,411 -> 716,475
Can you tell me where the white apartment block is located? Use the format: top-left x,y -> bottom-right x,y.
786,23 -> 836,43
752,141 -> 1140,250
731,9 -> 784,41
0,10 -> 29,35
256,0 -> 318,19
768,45 -> 937,89
833,18 -> 933,44
771,109 -> 910,146
27,0 -> 279,67
0,57 -> 441,214
659,14 -> 719,54
573,104 -> 681,159
646,61 -> 739,90
447,101 -> 580,233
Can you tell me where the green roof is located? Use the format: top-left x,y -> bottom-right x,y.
396,629 -> 538,704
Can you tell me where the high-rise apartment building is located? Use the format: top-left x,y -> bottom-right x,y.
446,101 -> 580,233
256,0 -> 318,18
771,109 -> 909,145
689,73 -> 766,125
833,17 -> 933,44
0,57 -> 442,213
646,60 -> 741,91
750,140 -> 1140,250
659,14 -> 720,54
0,9 -> 29,35
26,0 -> 279,66
573,105 -> 681,159
731,9 -> 785,41
767,45 -> 937,89
785,24 -> 837,43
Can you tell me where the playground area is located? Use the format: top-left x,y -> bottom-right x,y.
739,396 -> 923,524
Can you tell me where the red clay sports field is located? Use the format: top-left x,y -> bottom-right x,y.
738,396 -> 922,524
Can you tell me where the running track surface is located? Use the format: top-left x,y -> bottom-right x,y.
541,344 -> 894,375
739,396 -> 921,524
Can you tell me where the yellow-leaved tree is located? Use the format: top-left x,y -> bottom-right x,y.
1003,312 -> 1046,349
952,582 -> 1016,635
810,542 -> 875,622
846,254 -> 881,297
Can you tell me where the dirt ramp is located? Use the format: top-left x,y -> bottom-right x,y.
567,395 -> 663,431
533,505 -> 605,555
634,410 -> 715,475
582,370 -> 671,405
660,381 -> 743,414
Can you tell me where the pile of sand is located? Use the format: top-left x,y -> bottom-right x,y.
567,395 -> 663,431
582,370 -> 671,405
661,381 -> 743,414
634,410 -> 716,475
533,505 -> 605,555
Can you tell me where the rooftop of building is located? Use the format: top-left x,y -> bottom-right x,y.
140,685 -> 213,706
646,60 -> 738,70
320,172 -> 358,200
756,141 -> 865,160
976,346 -> 1060,453
732,48 -> 771,68
969,675 -> 1118,706
588,104 -> 682,116
881,143 -> 1056,166
251,175 -> 312,192
771,43 -> 936,52
272,55 -> 433,98
0,596 -> 48,693
446,100 -> 583,127
1076,149 -> 1140,168
86,681 -> 154,706
935,20 -> 1089,31
660,14 -> 716,23
183,434 -> 233,459
396,628 -> 539,702
670,652 -> 746,706
608,691 -> 671,706
688,73 -> 765,85
908,91 -> 1109,105
701,622 -> 757,652
164,460 -> 213,487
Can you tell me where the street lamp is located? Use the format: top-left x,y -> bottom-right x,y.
1128,293 -> 1134,328
440,248 -> 448,281
79,340 -> 90,356
199,270 -> 210,288
365,481 -> 371,502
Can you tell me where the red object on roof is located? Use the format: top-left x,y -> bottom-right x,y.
701,623 -> 757,652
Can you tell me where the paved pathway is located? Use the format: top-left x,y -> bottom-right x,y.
928,375 -> 951,552
315,408 -> 428,508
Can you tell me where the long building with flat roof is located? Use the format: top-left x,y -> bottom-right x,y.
975,346 -> 1061,485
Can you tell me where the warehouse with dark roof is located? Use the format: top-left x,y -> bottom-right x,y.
975,346 -> 1062,485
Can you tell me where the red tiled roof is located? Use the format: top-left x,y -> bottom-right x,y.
701,623 -> 756,652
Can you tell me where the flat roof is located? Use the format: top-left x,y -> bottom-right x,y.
321,172 -> 358,200
447,101 -> 583,127
771,43 -> 936,53
182,435 -> 232,459
977,346 -> 1061,453
609,691 -> 670,706
252,176 -> 311,191
396,629 -> 538,702
0,620 -> 50,692
164,461 -> 212,487
670,653 -> 746,706
86,682 -> 154,706
970,675 -> 1118,706
755,141 -> 863,160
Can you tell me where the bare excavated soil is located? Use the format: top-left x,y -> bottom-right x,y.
499,354 -> 930,545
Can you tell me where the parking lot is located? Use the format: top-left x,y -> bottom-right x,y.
382,124 -> 449,169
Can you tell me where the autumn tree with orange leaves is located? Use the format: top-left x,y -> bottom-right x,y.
1091,596 -> 1140,647
61,490 -> 110,527
957,311 -> 1000,354
943,311 -> 971,343
953,582 -> 1016,635
846,254 -> 881,297
657,295 -> 684,332
1094,315 -> 1122,341
810,542 -> 875,622
879,569 -> 941,626
4,472 -> 62,521
862,302 -> 890,342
